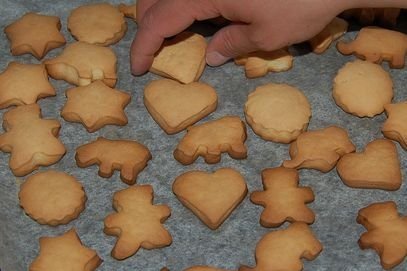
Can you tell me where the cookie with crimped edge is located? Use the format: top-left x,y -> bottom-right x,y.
357,201 -> 407,270
251,167 -> 315,228
61,80 -> 130,132
0,104 -> 65,176
76,137 -> 151,185
283,126 -> 355,172
0,62 -> 55,109
119,3 -> 137,21
44,41 -> 117,87
30,228 -> 102,271
4,12 -> 65,59
173,168 -> 247,230
245,83 -> 311,143
68,3 -> 127,46
150,32 -> 207,84
309,17 -> 348,54
174,116 -> 247,165
19,171 -> 86,226
144,79 -> 218,134
185,267 -> 232,271
239,222 -> 323,271
337,27 -> 407,68
104,184 -> 172,260
382,102 -> 407,150
333,60 -> 393,117
337,139 -> 402,191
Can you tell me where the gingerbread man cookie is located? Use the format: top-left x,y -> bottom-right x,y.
309,17 -> 348,54
382,102 -> 407,150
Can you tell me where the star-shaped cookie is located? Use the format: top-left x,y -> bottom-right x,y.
61,80 -> 131,132
4,12 -> 66,59
382,102 -> 407,149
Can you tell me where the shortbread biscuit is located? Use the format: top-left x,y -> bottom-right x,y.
337,139 -> 402,191
151,32 -> 207,84
382,102 -> 407,149
68,3 -> 127,46
173,168 -> 247,230
144,79 -> 218,134
333,60 -> 393,117
185,267 -> 231,271
174,116 -> 247,165
341,8 -> 401,27
0,62 -> 55,109
0,104 -> 65,176
44,41 -> 117,87
19,171 -> 86,226
4,12 -> 65,59
245,83 -> 311,143
309,17 -> 348,54
61,81 -> 131,132
119,3 -> 137,21
283,126 -> 355,172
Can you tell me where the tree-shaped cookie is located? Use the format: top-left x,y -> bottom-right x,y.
239,222 -> 323,271
357,201 -> 407,270
104,184 -> 172,260
251,167 -> 315,227
382,102 -> 407,149
0,104 -> 66,176
76,137 -> 151,185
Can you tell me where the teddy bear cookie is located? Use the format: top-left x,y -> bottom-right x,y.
333,60 -> 393,117
309,17 -> 348,54
68,3 -> 127,46
19,171 -> 86,226
173,168 -> 247,230
76,137 -> 151,185
174,116 -> 247,165
44,41 -> 117,87
283,126 -> 355,172
119,3 -> 137,21
4,12 -> 66,59
0,104 -> 65,176
245,83 -> 311,143
144,79 -> 218,134
382,102 -> 407,150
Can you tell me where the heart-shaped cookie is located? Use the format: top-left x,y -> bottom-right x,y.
173,168 -> 247,230
144,79 -> 218,134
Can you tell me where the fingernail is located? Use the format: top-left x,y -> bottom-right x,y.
206,51 -> 230,66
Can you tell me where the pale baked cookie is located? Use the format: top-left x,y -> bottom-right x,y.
239,222 -> 322,271
234,48 -> 293,78
245,83 -> 311,143
185,267 -> 231,271
119,3 -> 137,21
68,3 -> 127,46
44,41 -> 117,87
144,79 -> 218,134
19,171 -> 86,226
333,60 -> 393,117
0,104 -> 66,176
337,139 -> 402,191
30,228 -> 102,271
309,17 -> 348,54
283,126 -> 355,172
104,184 -> 172,260
61,81 -> 131,132
4,12 -> 65,59
151,32 -> 207,84
174,116 -> 247,165
382,102 -> 407,149
76,137 -> 151,185
173,168 -> 247,230
0,62 -> 55,109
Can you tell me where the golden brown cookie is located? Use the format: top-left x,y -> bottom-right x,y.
19,171 -> 86,226
337,139 -> 402,191
75,137 -> 151,185
61,81 -> 131,132
239,222 -> 322,271
283,126 -> 355,172
68,3 -> 127,46
341,8 -> 401,27
333,60 -> 393,117
4,12 -> 65,59
119,3 -> 137,21
357,201 -> 407,270
0,104 -> 66,176
151,32 -> 207,84
309,17 -> 348,54
251,167 -> 315,228
30,228 -> 102,271
0,62 -> 55,109
185,267 -> 231,271
44,41 -> 117,87
144,79 -> 218,134
174,116 -> 247,165
173,168 -> 247,230
382,102 -> 407,150
104,184 -> 172,260
245,83 -> 311,143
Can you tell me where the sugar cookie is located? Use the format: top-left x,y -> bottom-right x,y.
309,17 -> 348,54
382,102 -> 407,149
